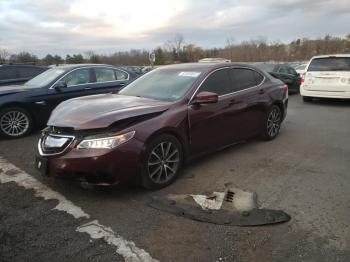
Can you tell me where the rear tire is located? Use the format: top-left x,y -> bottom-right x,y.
261,105 -> 282,141
302,96 -> 312,102
141,134 -> 183,190
0,107 -> 33,138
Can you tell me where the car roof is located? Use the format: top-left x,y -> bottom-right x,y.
50,64 -> 117,70
157,62 -> 264,74
311,54 -> 350,59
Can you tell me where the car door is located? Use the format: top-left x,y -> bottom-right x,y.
188,68 -> 238,155
89,67 -> 129,93
227,68 -> 266,140
43,67 -> 94,112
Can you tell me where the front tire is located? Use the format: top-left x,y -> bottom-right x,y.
141,134 -> 183,190
261,105 -> 282,141
0,107 -> 33,138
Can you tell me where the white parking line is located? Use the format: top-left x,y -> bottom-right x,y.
0,157 -> 157,262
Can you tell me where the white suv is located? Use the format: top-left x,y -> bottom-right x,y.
300,54 -> 350,102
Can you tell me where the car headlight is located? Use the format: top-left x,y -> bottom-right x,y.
77,131 -> 135,149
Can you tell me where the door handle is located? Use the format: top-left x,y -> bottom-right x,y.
258,89 -> 265,94
84,86 -> 92,90
35,101 -> 46,105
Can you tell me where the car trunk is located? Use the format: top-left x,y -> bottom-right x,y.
304,71 -> 350,92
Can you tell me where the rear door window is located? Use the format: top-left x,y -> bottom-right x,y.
287,67 -> 297,75
198,68 -> 231,96
229,68 -> 260,92
114,69 -> 128,80
308,57 -> 350,71
95,67 -> 116,82
278,66 -> 289,74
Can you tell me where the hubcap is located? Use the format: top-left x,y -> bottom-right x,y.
0,111 -> 29,136
148,141 -> 180,184
267,108 -> 281,137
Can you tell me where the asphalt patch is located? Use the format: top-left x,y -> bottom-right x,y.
0,182 -> 122,262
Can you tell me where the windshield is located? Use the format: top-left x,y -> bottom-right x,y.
308,57 -> 350,71
295,64 -> 306,70
119,68 -> 202,101
25,68 -> 66,87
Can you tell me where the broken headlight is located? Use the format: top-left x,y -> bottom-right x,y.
77,131 -> 135,149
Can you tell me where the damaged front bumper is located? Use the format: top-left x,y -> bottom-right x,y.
35,128 -> 144,185
149,186 -> 291,226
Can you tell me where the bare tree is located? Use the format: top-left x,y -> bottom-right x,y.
0,49 -> 10,63
225,37 -> 235,61
164,34 -> 185,61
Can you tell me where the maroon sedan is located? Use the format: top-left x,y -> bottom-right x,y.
36,63 -> 288,189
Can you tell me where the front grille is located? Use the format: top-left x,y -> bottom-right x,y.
39,134 -> 75,156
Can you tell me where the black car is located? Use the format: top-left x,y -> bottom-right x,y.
0,64 -> 136,138
0,64 -> 48,86
121,66 -> 145,76
252,63 -> 301,93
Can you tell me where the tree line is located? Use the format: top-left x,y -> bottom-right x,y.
1,33 -> 349,66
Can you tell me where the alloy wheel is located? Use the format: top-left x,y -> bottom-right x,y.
147,141 -> 180,184
0,110 -> 30,137
266,107 -> 281,138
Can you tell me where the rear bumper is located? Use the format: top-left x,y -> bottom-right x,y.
300,86 -> 350,99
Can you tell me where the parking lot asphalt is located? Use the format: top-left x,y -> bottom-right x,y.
1,94 -> 350,261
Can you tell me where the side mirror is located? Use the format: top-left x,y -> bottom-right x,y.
192,91 -> 218,105
54,81 -> 67,91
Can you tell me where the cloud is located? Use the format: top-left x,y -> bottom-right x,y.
0,0 -> 349,56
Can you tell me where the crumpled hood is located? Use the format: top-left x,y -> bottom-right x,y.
48,94 -> 172,130
0,85 -> 32,96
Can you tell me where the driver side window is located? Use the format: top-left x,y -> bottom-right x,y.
61,68 -> 90,87
198,69 -> 231,96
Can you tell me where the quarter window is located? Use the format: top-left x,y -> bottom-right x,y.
287,67 -> 297,75
278,66 -> 288,74
62,68 -> 90,87
115,70 -> 128,80
95,68 -> 116,82
229,68 -> 260,92
198,69 -> 231,95
254,71 -> 264,85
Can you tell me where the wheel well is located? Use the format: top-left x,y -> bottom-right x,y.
273,102 -> 284,116
146,129 -> 190,162
0,103 -> 35,122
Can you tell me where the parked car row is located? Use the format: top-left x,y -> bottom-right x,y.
2,55 -> 348,190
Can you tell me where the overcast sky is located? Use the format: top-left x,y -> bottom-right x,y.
0,0 -> 350,57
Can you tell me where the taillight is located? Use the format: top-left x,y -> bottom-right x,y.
300,73 -> 305,84
283,84 -> 288,93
